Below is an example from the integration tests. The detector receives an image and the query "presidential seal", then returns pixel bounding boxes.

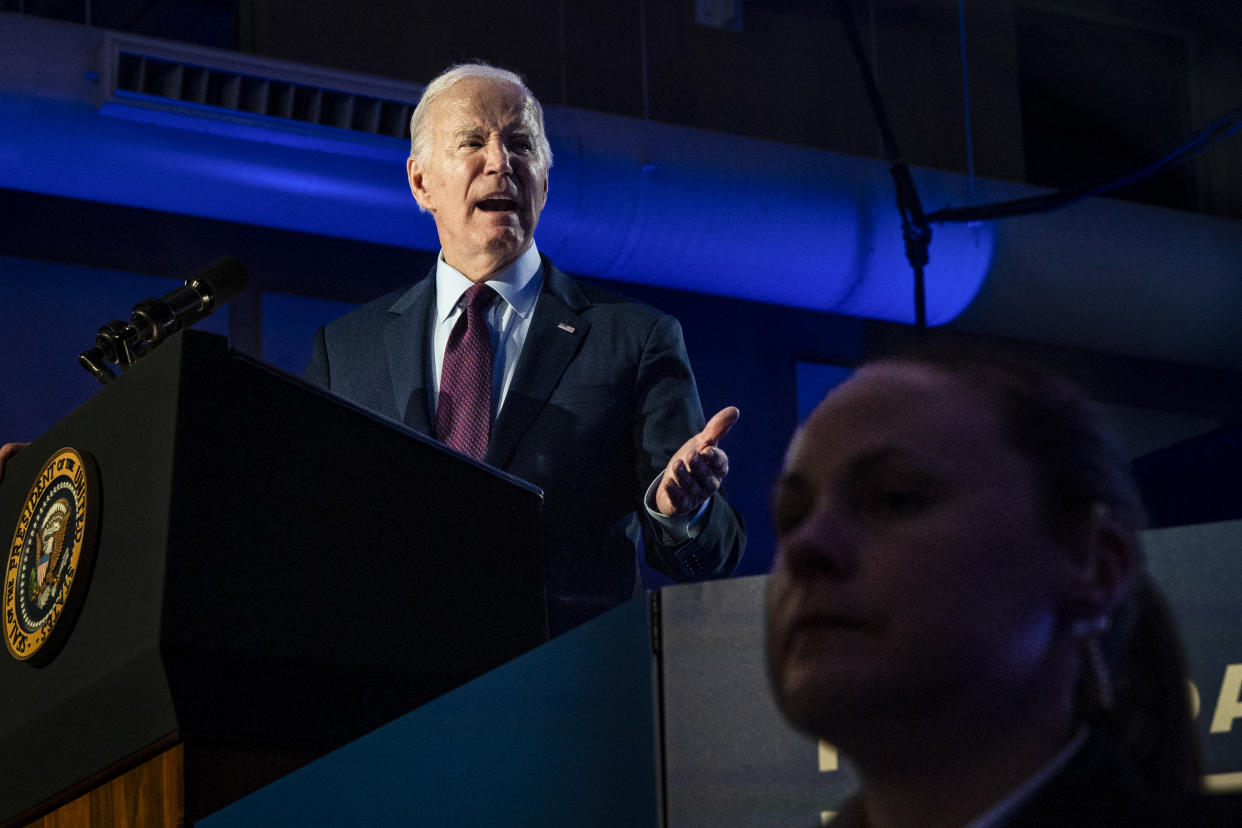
[4,447,101,666]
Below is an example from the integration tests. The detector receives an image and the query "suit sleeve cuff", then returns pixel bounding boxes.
[644,473,711,546]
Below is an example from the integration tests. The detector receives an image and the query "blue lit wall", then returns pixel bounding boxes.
[795,362,854,423]
[259,292,359,378]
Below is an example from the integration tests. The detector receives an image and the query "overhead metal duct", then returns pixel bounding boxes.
[2,13,1240,368]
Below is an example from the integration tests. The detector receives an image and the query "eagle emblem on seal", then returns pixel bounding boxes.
[4,447,101,665]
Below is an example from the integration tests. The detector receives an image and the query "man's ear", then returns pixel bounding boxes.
[407,156,433,212]
[531,172,548,214]
[1061,504,1137,626]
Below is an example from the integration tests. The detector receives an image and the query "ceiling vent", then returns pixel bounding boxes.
[100,32,424,141]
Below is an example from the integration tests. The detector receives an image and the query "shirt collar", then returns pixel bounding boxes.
[434,243,543,324]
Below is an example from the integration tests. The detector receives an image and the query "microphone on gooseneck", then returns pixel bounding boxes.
[79,256,250,384]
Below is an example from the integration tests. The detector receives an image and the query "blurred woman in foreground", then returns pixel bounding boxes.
[767,351,1233,827]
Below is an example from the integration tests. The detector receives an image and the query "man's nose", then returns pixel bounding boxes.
[485,139,512,174]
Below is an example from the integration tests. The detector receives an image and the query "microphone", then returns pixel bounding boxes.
[79,256,250,384]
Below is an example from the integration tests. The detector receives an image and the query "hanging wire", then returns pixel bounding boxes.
[558,0,569,105]
[869,0,882,158]
[957,0,976,205]
[639,0,650,119]
[835,0,932,332]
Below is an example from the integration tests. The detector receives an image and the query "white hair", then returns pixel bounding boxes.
[407,62,553,169]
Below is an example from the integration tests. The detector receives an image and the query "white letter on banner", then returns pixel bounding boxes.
[818,741,838,772]
[1209,664,1242,734]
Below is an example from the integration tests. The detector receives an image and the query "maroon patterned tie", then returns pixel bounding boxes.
[436,283,496,460]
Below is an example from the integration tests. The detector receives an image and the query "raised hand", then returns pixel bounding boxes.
[655,407,739,517]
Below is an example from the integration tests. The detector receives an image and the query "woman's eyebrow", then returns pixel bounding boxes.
[840,446,924,483]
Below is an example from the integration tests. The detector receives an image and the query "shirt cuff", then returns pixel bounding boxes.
[644,472,711,546]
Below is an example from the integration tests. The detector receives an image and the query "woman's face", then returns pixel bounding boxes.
[767,362,1079,744]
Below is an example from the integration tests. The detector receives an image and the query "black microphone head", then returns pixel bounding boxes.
[190,256,250,307]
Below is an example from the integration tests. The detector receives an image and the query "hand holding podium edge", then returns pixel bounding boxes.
[0,442,30,484]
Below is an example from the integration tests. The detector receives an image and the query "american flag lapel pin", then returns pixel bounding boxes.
[557,322,576,334]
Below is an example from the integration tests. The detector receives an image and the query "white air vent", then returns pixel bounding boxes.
[101,31,424,141]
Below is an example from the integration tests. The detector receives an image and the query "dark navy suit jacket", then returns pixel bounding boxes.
[305,255,744,633]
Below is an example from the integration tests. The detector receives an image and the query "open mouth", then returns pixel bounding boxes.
[476,197,519,212]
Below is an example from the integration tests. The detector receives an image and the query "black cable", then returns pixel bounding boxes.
[927,103,1242,225]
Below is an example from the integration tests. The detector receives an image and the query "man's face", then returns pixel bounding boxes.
[766,363,1076,750]
[407,77,549,281]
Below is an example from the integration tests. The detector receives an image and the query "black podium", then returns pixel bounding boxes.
[0,331,546,825]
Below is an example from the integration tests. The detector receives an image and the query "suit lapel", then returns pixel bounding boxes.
[485,261,591,469]
[383,273,436,434]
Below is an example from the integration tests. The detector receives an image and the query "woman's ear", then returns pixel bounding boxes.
[1061,503,1137,629]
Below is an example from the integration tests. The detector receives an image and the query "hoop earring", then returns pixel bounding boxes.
[1075,617,1115,714]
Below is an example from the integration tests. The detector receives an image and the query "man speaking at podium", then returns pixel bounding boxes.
[0,63,745,636]
[303,63,745,635]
